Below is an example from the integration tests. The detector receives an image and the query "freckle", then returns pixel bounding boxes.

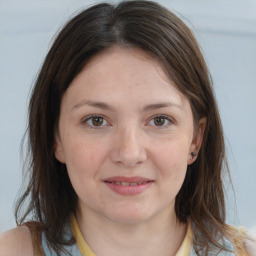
[90,153,95,162]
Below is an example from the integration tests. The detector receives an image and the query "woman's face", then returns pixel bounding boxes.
[55,46,205,224]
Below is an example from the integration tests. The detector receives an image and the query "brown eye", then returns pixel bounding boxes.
[149,115,172,127]
[84,115,108,128]
[91,117,104,126]
[153,117,166,126]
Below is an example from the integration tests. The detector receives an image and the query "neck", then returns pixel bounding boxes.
[76,206,187,256]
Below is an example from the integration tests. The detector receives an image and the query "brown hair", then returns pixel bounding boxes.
[15,1,240,254]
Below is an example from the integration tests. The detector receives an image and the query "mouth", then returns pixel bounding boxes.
[103,176,154,195]
[104,181,151,186]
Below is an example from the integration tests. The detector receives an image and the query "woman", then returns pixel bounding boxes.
[0,1,255,255]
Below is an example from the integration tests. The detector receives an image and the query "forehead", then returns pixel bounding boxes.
[62,46,188,110]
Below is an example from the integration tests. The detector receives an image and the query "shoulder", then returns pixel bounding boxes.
[0,226,34,256]
[244,230,256,256]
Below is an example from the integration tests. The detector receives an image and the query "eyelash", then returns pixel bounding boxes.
[81,114,174,129]
[82,115,110,129]
[148,114,173,128]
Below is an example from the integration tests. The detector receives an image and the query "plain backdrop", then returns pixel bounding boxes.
[0,0,256,233]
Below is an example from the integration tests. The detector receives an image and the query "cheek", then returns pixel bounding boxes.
[63,138,110,205]
[64,138,108,184]
[152,138,190,190]
[154,138,190,169]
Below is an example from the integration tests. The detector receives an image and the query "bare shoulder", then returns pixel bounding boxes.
[244,230,256,256]
[0,226,34,256]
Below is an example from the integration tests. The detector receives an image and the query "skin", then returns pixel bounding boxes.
[0,46,255,256]
[0,226,33,256]
[54,46,206,256]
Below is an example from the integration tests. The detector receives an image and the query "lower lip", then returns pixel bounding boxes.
[104,181,153,196]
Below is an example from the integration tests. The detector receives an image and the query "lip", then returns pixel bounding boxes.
[103,176,154,196]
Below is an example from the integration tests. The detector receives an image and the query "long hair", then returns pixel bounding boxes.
[15,1,239,254]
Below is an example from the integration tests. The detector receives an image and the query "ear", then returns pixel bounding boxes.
[188,117,207,165]
[54,134,66,164]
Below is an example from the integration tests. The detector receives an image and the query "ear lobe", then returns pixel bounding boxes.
[188,117,207,164]
[54,136,66,164]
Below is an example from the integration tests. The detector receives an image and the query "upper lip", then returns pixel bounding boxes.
[103,176,154,183]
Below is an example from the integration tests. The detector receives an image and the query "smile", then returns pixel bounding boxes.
[103,176,154,195]
[105,181,150,186]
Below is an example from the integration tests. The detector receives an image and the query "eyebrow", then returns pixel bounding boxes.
[72,100,184,112]
[142,102,184,111]
[72,100,115,111]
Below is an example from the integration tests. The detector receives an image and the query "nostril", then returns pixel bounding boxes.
[115,160,142,167]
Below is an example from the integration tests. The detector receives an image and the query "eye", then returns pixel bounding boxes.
[149,115,172,127]
[83,115,109,128]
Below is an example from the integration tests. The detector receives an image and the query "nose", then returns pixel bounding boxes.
[110,126,147,167]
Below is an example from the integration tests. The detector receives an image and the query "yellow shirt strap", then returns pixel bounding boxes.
[175,221,193,256]
[70,214,96,256]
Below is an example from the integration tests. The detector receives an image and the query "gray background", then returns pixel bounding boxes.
[0,0,255,233]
